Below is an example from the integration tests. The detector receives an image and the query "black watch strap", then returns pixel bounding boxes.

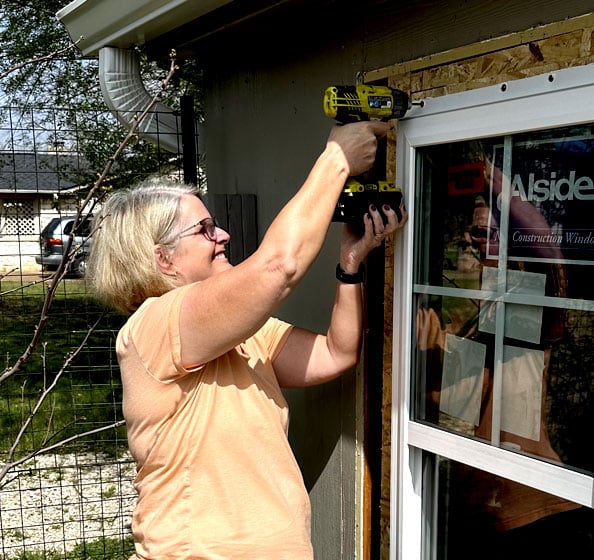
[336,263,364,284]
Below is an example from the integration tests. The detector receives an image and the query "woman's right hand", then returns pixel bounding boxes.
[327,121,391,177]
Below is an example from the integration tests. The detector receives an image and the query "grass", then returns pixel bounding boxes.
[0,277,128,457]
[7,536,135,559]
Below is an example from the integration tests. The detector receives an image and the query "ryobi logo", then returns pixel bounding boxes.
[509,171,594,202]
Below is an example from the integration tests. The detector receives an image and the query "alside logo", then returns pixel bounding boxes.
[508,171,594,202]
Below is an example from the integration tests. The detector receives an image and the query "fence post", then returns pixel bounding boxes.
[180,95,198,186]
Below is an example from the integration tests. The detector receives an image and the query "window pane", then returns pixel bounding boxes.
[425,454,594,560]
[413,128,594,474]
[414,126,594,286]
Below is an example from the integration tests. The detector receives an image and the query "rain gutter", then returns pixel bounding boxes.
[56,0,233,56]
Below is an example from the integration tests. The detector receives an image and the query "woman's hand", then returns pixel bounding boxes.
[327,121,391,177]
[339,202,408,272]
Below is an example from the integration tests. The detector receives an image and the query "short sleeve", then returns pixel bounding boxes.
[258,317,294,361]
[119,284,196,383]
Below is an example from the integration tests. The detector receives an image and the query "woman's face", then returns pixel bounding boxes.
[168,194,231,284]
[468,206,499,257]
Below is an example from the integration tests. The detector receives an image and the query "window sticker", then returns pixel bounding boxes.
[487,134,594,265]
[501,345,544,441]
[440,333,486,426]
[479,266,546,344]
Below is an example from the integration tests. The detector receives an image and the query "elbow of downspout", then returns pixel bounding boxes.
[98,46,181,154]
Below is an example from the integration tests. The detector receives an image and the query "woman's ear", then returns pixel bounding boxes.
[154,245,176,276]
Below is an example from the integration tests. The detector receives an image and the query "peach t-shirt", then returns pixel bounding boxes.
[117,284,313,559]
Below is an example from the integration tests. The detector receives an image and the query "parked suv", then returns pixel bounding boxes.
[36,215,93,277]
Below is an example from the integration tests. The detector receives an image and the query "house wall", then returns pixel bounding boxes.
[0,240,39,275]
[0,195,87,276]
[176,1,594,557]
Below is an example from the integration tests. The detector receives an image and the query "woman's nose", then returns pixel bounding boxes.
[216,226,230,245]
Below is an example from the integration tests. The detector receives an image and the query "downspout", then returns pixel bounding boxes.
[98,46,181,153]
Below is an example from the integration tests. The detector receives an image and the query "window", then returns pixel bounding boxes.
[392,65,594,559]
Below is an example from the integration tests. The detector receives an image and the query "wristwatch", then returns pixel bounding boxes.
[336,263,365,284]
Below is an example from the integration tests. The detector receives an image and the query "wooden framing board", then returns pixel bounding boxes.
[365,12,594,84]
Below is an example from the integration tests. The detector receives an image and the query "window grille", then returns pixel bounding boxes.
[1,200,35,235]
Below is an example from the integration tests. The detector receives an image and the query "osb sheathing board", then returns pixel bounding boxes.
[375,13,594,558]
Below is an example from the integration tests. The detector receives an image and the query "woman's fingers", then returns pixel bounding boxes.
[368,202,408,238]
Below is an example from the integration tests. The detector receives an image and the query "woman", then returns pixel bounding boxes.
[88,121,407,559]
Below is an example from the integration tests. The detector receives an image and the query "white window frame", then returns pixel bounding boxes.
[391,63,594,560]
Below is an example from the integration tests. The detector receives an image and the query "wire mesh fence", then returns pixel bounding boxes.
[0,256,135,559]
[0,104,196,559]
[1,451,136,558]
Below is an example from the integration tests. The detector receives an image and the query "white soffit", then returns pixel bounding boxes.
[57,0,233,56]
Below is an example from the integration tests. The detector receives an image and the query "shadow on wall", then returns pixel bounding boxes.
[284,373,355,491]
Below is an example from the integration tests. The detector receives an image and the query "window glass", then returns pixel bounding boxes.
[80,217,93,237]
[425,454,594,560]
[412,125,594,474]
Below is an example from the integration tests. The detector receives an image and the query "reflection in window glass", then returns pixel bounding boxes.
[412,126,594,474]
[425,454,594,560]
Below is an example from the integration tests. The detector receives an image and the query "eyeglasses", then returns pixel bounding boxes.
[469,225,498,240]
[178,217,218,241]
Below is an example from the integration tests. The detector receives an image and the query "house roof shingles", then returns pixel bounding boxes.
[0,151,88,195]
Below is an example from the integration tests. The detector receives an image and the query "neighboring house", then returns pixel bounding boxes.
[0,149,90,275]
[57,1,594,559]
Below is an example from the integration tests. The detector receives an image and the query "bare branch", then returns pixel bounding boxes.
[0,51,179,384]
[79,50,180,211]
[0,419,127,487]
[3,314,104,469]
[0,38,84,81]
[0,267,19,280]
[0,48,178,489]
[0,275,53,296]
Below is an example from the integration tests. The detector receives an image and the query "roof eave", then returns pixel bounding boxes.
[56,0,233,56]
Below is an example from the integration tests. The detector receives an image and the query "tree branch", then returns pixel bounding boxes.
[0,50,179,384]
[0,38,84,81]
[0,419,127,487]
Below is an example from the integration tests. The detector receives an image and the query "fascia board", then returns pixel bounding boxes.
[57,0,233,56]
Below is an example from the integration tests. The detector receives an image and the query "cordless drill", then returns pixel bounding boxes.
[323,84,409,226]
